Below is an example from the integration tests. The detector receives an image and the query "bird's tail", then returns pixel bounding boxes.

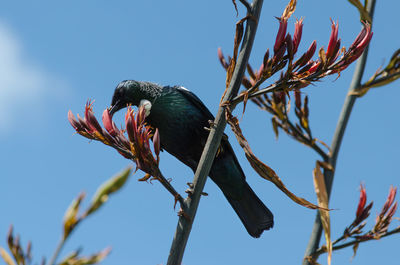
[210,140,273,238]
[223,182,274,238]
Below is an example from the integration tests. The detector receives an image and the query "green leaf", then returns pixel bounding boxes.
[86,167,132,216]
[63,192,85,239]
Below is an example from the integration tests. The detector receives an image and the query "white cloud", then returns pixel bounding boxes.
[0,22,63,133]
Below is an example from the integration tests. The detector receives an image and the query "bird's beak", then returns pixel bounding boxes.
[108,99,122,116]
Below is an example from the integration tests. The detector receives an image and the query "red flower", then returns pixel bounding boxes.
[293,18,303,55]
[326,20,340,61]
[102,109,118,137]
[274,18,288,54]
[356,185,367,219]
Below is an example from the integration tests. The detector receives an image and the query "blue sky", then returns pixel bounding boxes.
[1,1,399,265]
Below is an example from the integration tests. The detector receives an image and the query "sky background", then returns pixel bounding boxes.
[1,1,399,265]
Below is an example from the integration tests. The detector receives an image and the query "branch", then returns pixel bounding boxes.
[302,1,377,264]
[311,226,400,260]
[358,71,400,90]
[166,1,264,264]
[48,237,66,265]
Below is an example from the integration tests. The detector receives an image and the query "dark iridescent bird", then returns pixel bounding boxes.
[109,80,273,237]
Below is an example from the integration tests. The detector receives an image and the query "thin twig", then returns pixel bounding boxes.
[48,237,65,265]
[166,1,264,264]
[153,169,186,208]
[358,71,400,90]
[311,226,400,260]
[109,145,185,207]
[302,1,376,264]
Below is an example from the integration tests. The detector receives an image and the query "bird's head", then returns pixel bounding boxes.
[109,80,160,116]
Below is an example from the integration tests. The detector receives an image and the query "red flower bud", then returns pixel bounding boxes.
[294,40,317,69]
[274,18,288,54]
[273,43,286,64]
[68,110,83,131]
[356,185,367,219]
[84,100,102,133]
[381,186,397,214]
[102,109,118,136]
[326,20,339,60]
[125,113,137,143]
[293,18,303,54]
[285,33,294,60]
[308,61,321,74]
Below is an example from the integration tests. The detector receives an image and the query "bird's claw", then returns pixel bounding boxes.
[185,182,208,197]
[208,120,216,128]
[204,120,216,132]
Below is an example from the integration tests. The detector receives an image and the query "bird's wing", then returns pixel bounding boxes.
[175,86,215,121]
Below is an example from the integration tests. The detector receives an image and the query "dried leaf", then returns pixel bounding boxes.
[271,117,280,139]
[347,0,372,23]
[352,242,360,260]
[317,160,334,172]
[226,109,326,210]
[138,173,152,182]
[226,17,246,88]
[0,247,16,265]
[282,0,297,20]
[232,0,238,16]
[314,138,331,152]
[319,47,327,66]
[313,162,332,265]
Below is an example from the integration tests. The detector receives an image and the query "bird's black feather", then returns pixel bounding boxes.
[110,80,274,237]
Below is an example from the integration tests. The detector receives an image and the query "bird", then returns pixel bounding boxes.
[109,80,273,237]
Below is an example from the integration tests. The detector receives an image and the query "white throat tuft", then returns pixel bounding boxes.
[139,99,152,117]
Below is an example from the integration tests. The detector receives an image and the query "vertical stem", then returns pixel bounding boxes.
[166,1,264,264]
[302,1,376,263]
[48,237,66,265]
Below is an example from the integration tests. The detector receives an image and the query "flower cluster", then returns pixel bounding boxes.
[3,226,32,265]
[218,16,372,159]
[343,185,398,240]
[218,18,373,102]
[343,185,374,238]
[68,101,160,175]
[250,86,329,158]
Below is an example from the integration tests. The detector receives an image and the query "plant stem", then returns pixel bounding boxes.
[312,226,400,259]
[166,1,263,264]
[48,237,66,265]
[359,71,400,90]
[302,1,376,264]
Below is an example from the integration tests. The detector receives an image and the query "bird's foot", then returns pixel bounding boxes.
[208,120,216,128]
[185,182,194,196]
[204,121,228,141]
[204,120,217,132]
[185,182,208,197]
